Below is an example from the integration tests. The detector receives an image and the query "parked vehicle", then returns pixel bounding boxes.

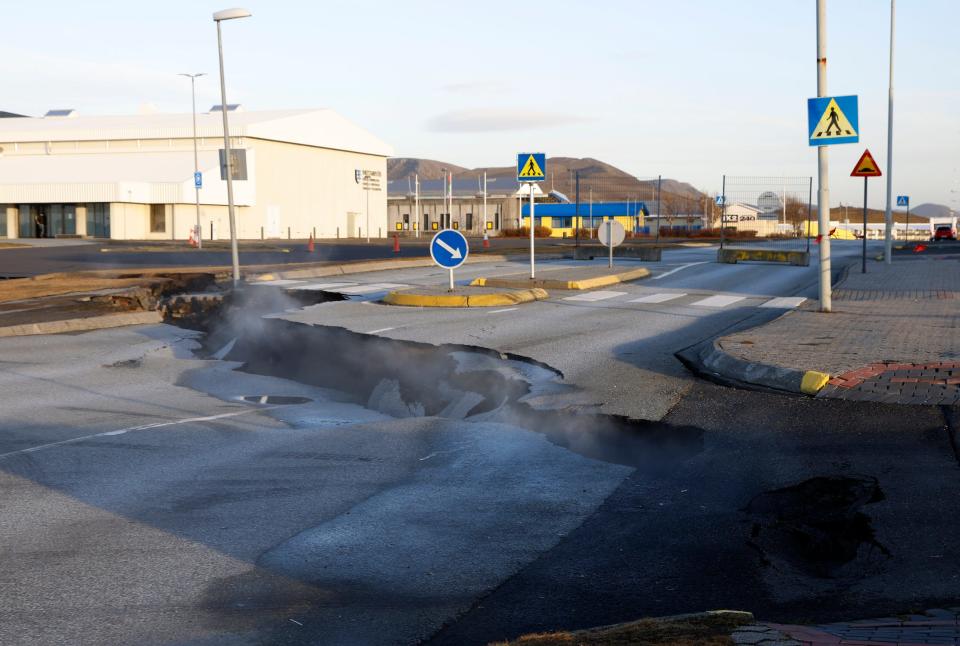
[931,225,956,241]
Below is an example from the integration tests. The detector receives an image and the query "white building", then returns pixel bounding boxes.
[0,108,392,240]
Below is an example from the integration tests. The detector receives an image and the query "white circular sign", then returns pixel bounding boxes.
[597,220,625,247]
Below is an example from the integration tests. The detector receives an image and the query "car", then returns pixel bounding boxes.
[931,225,956,241]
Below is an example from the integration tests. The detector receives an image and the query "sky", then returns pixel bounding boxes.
[2,0,958,209]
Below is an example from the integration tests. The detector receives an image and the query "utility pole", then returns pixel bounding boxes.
[816,0,832,312]
[884,0,896,264]
[179,72,206,249]
[414,174,420,238]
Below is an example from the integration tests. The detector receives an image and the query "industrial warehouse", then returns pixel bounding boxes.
[0,107,392,241]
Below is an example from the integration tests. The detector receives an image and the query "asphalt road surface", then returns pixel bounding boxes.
[1,241,955,645]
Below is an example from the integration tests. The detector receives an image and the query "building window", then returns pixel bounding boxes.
[150,204,166,233]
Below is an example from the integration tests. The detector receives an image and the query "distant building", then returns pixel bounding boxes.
[387,177,544,235]
[0,108,392,240]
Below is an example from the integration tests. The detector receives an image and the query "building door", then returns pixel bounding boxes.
[423,213,430,232]
[34,206,48,238]
[465,213,473,231]
[266,206,281,238]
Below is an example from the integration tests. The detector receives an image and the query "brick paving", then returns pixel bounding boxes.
[759,607,960,645]
[718,258,960,404]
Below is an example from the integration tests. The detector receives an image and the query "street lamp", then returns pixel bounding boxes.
[213,7,251,286]
[178,72,206,249]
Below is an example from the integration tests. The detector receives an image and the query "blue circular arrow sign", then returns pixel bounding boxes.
[430,229,469,269]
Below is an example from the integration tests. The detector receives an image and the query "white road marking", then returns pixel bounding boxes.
[368,327,395,334]
[293,282,356,291]
[562,291,628,302]
[761,296,807,309]
[488,308,519,314]
[0,408,268,461]
[336,283,408,295]
[629,293,687,304]
[651,261,709,280]
[254,279,304,286]
[691,294,746,308]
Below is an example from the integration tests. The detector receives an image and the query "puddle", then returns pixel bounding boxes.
[744,475,890,579]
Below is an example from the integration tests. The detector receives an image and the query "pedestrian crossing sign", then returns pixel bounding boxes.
[517,153,546,182]
[807,95,859,146]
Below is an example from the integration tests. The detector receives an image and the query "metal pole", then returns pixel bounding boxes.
[449,268,454,291]
[806,176,813,253]
[720,175,726,249]
[655,175,661,246]
[862,177,868,273]
[529,182,535,279]
[884,0,895,264]
[414,174,420,238]
[216,21,240,285]
[575,170,581,248]
[365,188,370,243]
[905,203,910,244]
[608,220,613,268]
[816,0,832,312]
[187,74,203,249]
[589,188,593,238]
[482,171,487,234]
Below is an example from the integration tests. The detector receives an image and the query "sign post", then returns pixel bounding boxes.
[897,195,910,242]
[850,149,882,273]
[430,229,469,291]
[517,153,546,279]
[598,219,625,268]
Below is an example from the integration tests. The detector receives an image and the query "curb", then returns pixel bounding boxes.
[382,288,548,308]
[0,310,163,338]
[471,266,650,290]
[253,253,567,282]
[676,339,830,396]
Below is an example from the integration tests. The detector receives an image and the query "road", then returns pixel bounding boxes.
[1,241,955,645]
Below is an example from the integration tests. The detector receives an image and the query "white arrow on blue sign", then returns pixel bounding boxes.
[897,195,909,207]
[430,229,469,269]
[194,172,203,189]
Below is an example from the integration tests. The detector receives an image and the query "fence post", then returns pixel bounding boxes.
[288,226,291,240]
[260,226,264,240]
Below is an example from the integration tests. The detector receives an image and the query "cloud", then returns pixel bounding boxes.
[441,81,510,94]
[426,108,587,133]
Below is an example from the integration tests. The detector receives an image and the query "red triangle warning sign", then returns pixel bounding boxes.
[850,149,882,177]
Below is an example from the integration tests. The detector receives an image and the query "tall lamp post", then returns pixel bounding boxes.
[213,7,251,286]
[178,72,206,249]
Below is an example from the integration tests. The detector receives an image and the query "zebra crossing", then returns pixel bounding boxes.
[560,290,806,310]
[253,278,409,297]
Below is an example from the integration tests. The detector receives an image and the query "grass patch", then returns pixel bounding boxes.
[490,611,753,646]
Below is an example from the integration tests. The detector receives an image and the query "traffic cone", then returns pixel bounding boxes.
[482,233,490,249]
[393,234,400,254]
[307,233,315,253]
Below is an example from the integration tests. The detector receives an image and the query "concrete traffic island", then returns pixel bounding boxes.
[471,265,650,291]
[382,285,548,308]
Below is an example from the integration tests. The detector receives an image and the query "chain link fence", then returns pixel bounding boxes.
[720,176,814,252]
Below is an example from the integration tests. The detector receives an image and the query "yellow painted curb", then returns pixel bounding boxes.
[470,267,650,291]
[800,370,831,394]
[383,288,548,308]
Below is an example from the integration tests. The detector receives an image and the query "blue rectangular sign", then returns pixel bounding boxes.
[897,195,909,207]
[517,152,546,182]
[194,171,203,189]
[807,95,859,146]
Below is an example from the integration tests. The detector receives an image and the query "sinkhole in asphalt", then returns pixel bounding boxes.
[173,286,704,469]
[744,475,890,579]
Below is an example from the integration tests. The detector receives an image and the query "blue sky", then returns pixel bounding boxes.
[3,1,958,208]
